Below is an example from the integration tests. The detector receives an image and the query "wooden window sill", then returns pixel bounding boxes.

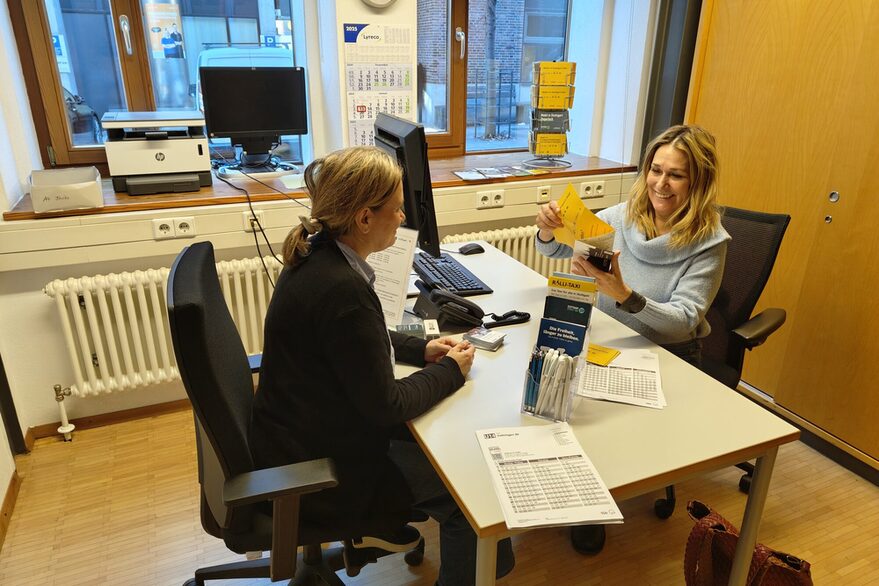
[3,153,635,221]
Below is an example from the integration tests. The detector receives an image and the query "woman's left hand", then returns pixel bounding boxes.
[571,251,632,304]
[424,336,458,363]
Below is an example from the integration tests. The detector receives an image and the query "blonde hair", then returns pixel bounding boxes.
[627,125,721,247]
[282,146,403,267]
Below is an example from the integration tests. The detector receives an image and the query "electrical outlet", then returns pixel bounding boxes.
[492,190,504,207]
[174,217,196,237]
[476,189,505,209]
[580,181,606,199]
[152,219,175,240]
[537,185,551,203]
[242,210,265,232]
[476,191,493,209]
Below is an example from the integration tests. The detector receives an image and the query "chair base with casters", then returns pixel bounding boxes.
[183,538,425,586]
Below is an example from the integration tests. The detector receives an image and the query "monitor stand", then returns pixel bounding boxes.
[216,153,301,180]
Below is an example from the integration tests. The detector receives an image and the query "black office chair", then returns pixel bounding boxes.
[654,207,791,519]
[167,241,424,585]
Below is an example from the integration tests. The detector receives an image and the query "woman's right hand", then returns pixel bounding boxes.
[446,341,476,377]
[536,201,563,242]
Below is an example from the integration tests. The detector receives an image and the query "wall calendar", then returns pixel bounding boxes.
[343,23,415,146]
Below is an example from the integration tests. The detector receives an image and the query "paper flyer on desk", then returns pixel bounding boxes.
[577,349,666,409]
[476,423,623,529]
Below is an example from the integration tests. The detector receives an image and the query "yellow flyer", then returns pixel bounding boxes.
[586,343,621,367]
[551,184,614,246]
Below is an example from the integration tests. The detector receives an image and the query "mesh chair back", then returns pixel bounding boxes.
[702,207,790,378]
[167,242,258,533]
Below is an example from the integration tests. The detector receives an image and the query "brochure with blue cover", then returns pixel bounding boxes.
[543,272,597,328]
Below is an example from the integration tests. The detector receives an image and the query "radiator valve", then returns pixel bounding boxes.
[53,384,75,441]
[53,384,71,402]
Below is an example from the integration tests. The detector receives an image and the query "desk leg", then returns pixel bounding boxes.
[475,534,498,586]
[728,446,777,586]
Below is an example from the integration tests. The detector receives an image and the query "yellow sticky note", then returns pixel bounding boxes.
[551,184,614,247]
[587,343,621,367]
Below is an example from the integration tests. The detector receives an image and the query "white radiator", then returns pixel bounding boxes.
[443,225,570,278]
[43,255,282,397]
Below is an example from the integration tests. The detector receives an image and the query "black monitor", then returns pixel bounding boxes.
[373,113,440,257]
[200,66,307,174]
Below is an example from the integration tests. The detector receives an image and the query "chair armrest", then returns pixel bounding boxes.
[224,458,338,507]
[248,353,262,373]
[732,307,786,350]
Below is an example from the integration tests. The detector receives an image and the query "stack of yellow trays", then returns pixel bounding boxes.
[529,62,576,158]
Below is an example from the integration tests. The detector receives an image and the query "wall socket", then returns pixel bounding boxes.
[537,185,551,203]
[152,219,175,240]
[152,217,197,240]
[476,189,505,209]
[174,217,196,237]
[580,181,606,199]
[242,210,265,232]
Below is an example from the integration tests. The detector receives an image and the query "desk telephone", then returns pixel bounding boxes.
[413,280,484,331]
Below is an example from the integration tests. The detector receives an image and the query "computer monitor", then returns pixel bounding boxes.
[199,66,307,175]
[373,113,441,257]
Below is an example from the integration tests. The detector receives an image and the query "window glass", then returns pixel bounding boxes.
[416,0,450,134]
[139,0,303,163]
[467,0,569,152]
[46,0,127,146]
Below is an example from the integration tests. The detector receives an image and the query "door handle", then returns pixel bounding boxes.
[455,27,466,60]
[119,14,133,56]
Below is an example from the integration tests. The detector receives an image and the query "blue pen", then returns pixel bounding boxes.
[532,350,545,411]
[526,350,538,411]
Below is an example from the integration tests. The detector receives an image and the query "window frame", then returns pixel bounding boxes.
[13,0,155,169]
[423,0,467,157]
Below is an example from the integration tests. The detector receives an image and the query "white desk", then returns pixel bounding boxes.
[402,242,800,586]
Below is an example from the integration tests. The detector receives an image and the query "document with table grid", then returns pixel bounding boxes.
[577,349,666,409]
[476,423,623,529]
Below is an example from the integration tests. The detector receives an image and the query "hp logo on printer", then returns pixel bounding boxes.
[155,152,165,161]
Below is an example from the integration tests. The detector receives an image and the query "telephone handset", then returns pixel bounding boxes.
[413,280,484,330]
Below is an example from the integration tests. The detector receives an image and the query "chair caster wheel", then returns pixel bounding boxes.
[654,497,675,519]
[739,473,752,494]
[404,538,425,566]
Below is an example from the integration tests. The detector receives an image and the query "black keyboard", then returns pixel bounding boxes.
[413,252,493,297]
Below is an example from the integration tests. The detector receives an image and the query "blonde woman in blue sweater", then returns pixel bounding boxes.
[536,125,730,553]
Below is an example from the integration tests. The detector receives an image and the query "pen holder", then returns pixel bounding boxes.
[521,348,579,422]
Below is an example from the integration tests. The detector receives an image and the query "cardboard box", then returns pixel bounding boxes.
[30,167,103,213]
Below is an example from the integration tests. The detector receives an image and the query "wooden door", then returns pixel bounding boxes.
[772,5,879,459]
[686,0,873,395]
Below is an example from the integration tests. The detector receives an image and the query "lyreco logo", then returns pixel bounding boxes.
[155,153,165,161]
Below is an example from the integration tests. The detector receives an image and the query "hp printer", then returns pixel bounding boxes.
[101,110,212,195]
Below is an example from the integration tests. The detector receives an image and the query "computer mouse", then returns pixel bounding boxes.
[459,243,485,255]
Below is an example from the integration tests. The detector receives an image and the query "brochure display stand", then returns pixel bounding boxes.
[525,61,576,170]
[521,272,597,421]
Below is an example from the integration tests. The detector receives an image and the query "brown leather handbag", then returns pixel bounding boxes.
[684,500,813,586]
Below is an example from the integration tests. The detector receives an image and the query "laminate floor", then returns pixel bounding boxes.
[2,409,878,585]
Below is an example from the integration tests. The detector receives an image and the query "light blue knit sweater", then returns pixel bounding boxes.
[536,202,730,345]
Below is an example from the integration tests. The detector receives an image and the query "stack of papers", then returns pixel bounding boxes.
[576,349,666,409]
[476,423,623,529]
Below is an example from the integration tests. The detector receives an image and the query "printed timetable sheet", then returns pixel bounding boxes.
[476,423,623,529]
[577,349,666,409]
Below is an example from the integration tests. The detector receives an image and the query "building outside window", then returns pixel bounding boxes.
[418,0,569,153]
